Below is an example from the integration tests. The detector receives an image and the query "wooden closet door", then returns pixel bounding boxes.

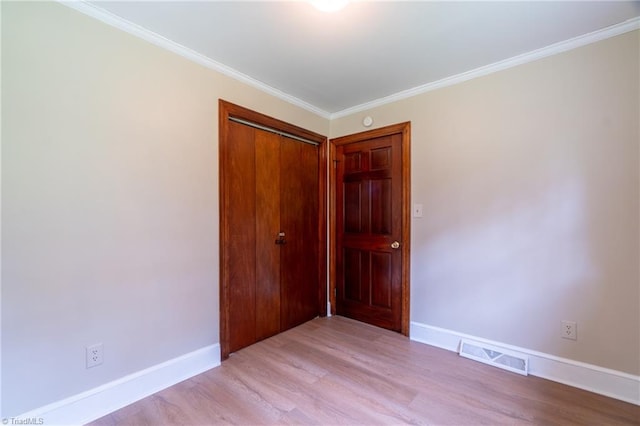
[226,124,282,353]
[255,130,281,341]
[280,137,320,331]
[220,100,327,359]
[226,121,257,354]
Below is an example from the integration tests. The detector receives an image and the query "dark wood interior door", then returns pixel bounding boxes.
[226,123,282,353]
[280,137,320,331]
[220,100,327,359]
[333,124,410,333]
[255,129,282,341]
[225,120,258,352]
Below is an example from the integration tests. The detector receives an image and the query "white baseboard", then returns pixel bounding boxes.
[12,325,638,424]
[15,344,221,426]
[410,321,640,406]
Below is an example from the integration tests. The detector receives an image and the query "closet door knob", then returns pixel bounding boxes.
[391,241,400,249]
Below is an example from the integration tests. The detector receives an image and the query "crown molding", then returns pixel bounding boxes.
[330,16,640,119]
[59,1,638,121]
[58,1,332,120]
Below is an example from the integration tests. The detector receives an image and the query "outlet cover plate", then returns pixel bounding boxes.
[86,343,104,368]
[561,321,577,340]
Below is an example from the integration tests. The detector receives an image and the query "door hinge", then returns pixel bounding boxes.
[333,159,339,169]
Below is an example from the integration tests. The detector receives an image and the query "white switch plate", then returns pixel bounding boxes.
[413,203,423,218]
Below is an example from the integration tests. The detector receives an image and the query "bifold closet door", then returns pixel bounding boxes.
[255,130,281,341]
[226,122,281,354]
[225,122,320,355]
[280,137,319,331]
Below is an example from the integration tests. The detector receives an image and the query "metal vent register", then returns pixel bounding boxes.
[459,340,529,376]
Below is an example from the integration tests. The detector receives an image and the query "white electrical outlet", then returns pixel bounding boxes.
[86,343,104,368]
[561,321,577,340]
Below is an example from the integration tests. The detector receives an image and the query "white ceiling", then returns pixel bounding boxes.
[85,1,640,116]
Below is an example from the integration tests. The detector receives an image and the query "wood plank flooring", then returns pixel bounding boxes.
[90,316,640,425]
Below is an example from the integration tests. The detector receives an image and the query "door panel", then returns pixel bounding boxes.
[280,137,320,331]
[371,146,391,170]
[226,121,257,353]
[371,251,392,308]
[344,182,363,233]
[371,178,392,235]
[334,130,406,332]
[255,130,281,341]
[344,248,363,302]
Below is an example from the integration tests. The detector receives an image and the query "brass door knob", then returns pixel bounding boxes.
[391,241,400,249]
[275,231,286,245]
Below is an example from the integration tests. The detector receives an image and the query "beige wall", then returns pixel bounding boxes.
[332,30,640,376]
[1,1,328,416]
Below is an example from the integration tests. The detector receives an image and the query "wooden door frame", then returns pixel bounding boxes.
[219,100,328,359]
[329,122,411,336]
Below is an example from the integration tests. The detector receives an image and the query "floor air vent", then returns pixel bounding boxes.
[459,339,529,376]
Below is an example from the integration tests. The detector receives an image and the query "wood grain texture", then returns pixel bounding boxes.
[91,316,640,426]
[334,130,405,332]
[225,121,257,354]
[255,129,281,341]
[330,122,411,335]
[280,137,320,331]
[219,99,328,359]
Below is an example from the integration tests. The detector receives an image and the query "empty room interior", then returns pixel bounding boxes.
[2,1,640,424]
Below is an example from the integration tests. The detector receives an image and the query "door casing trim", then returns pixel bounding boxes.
[219,100,328,359]
[329,122,411,336]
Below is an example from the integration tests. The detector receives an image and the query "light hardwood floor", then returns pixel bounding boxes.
[90,316,640,425]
